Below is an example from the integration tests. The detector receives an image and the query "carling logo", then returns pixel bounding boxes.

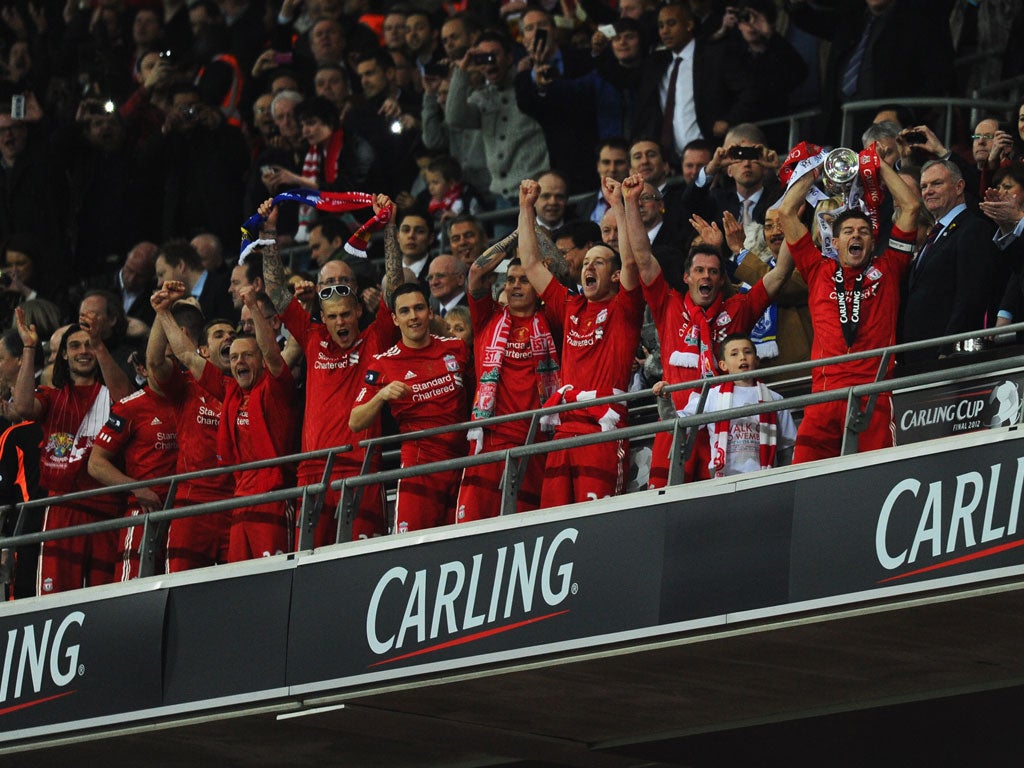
[365,528,579,666]
[875,458,1024,583]
[0,611,84,716]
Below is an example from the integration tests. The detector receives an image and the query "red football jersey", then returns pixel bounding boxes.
[540,281,644,395]
[469,294,547,439]
[355,335,471,437]
[36,382,119,514]
[643,271,770,408]
[281,297,396,483]
[217,366,297,495]
[790,227,914,391]
[94,386,178,499]
[158,363,235,503]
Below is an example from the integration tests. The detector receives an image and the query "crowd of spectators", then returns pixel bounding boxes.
[2,0,1024,596]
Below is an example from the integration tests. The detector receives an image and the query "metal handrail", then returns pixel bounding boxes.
[3,322,1024,579]
[972,74,1024,100]
[753,108,823,151]
[839,96,1020,148]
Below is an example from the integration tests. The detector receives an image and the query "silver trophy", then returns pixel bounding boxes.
[822,147,859,197]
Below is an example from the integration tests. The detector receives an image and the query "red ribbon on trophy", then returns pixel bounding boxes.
[858,142,884,238]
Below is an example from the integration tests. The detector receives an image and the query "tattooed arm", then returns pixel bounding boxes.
[467,230,518,299]
[378,195,403,309]
[534,225,572,288]
[255,198,291,314]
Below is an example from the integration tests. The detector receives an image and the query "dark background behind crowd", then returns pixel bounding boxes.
[0,0,1017,338]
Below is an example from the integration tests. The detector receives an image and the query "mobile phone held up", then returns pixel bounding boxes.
[728,145,761,161]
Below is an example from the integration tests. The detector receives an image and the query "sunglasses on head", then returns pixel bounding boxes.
[318,284,353,301]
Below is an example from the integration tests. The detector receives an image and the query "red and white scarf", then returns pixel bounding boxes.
[669,293,727,378]
[467,309,560,453]
[775,140,829,211]
[296,129,345,241]
[428,181,465,216]
[707,381,777,479]
[539,385,625,434]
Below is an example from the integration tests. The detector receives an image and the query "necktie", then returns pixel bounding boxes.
[914,222,942,273]
[741,198,754,228]
[440,306,448,318]
[661,56,681,155]
[841,16,876,98]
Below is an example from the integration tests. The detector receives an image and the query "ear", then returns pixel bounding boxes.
[718,359,728,373]
[611,268,621,285]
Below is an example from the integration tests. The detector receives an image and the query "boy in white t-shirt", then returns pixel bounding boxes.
[653,334,796,478]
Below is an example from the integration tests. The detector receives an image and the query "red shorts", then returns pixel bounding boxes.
[647,428,711,488]
[117,504,168,582]
[37,503,118,595]
[540,424,627,508]
[295,458,386,548]
[394,437,464,534]
[456,431,545,523]
[298,483,386,548]
[794,394,893,463]
[227,499,293,561]
[166,507,232,572]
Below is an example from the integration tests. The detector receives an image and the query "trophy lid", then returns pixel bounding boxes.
[824,147,859,185]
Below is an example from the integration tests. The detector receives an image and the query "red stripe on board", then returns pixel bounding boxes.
[369,609,570,668]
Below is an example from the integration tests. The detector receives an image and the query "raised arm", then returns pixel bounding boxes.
[608,176,637,290]
[378,194,403,307]
[760,240,795,299]
[81,314,134,402]
[468,230,518,299]
[156,281,207,381]
[145,286,175,395]
[777,171,814,245]
[516,179,553,296]
[11,306,42,421]
[255,198,291,314]
[620,172,661,286]
[880,158,921,235]
[242,288,285,379]
[445,55,483,130]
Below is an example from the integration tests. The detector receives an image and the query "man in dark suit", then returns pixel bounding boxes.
[633,179,688,292]
[788,0,955,144]
[574,138,630,226]
[628,138,693,257]
[155,240,235,323]
[103,241,158,333]
[426,253,469,318]
[633,2,762,164]
[683,123,781,246]
[514,7,597,191]
[900,159,997,364]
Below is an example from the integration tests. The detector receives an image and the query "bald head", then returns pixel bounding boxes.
[317,258,357,288]
[427,253,467,304]
[122,242,157,293]
[191,233,224,273]
[600,208,619,253]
